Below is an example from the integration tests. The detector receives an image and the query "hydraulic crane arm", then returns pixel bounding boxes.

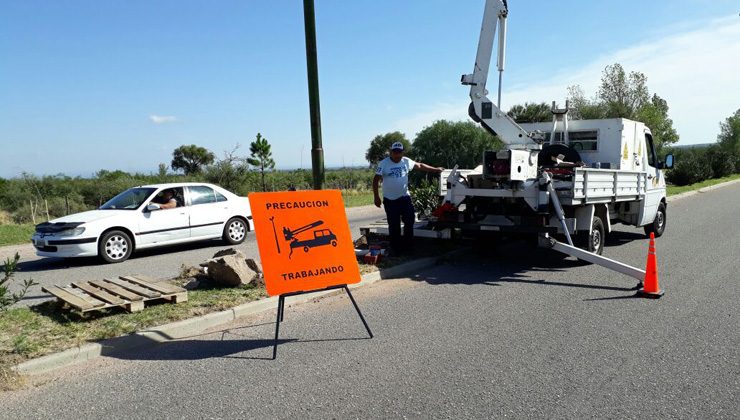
[283,220,324,241]
[462,0,539,150]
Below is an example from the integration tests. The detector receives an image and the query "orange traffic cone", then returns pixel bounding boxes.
[637,232,664,298]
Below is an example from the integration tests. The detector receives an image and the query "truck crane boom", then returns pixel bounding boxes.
[462,0,540,150]
[283,220,324,241]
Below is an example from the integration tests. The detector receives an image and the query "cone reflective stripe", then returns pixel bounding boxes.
[638,232,664,298]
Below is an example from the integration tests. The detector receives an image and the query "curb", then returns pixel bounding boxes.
[666,178,740,203]
[12,254,445,376]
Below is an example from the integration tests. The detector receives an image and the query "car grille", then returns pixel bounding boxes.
[33,245,58,252]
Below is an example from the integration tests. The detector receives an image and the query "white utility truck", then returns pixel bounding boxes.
[439,116,673,254]
[427,0,675,284]
[361,0,674,284]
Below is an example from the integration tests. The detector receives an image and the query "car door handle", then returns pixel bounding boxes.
[647,174,654,180]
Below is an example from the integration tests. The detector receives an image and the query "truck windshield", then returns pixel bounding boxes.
[99,187,156,210]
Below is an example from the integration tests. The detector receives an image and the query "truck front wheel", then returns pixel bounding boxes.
[644,202,666,238]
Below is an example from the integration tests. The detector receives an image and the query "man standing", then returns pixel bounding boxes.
[373,142,444,256]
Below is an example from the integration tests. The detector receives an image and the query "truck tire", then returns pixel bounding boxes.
[99,230,133,263]
[575,216,605,256]
[643,202,666,238]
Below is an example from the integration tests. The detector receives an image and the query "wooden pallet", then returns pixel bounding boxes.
[42,275,187,314]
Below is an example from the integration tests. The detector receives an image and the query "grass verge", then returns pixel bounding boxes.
[0,224,34,247]
[0,233,453,392]
[0,283,266,386]
[342,190,375,207]
[667,173,740,196]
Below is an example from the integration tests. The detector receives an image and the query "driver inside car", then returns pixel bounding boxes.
[150,188,178,210]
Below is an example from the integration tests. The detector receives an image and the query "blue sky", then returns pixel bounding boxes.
[1,0,738,178]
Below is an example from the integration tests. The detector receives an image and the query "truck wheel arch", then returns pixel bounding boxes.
[574,204,610,235]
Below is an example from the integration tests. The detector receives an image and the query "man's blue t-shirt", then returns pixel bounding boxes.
[376,156,416,200]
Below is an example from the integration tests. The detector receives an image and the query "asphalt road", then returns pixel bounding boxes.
[3,183,739,418]
[1,205,385,306]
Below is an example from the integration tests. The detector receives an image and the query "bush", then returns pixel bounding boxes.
[706,146,736,178]
[666,148,712,186]
[0,167,380,219]
[1,253,37,311]
[410,180,441,218]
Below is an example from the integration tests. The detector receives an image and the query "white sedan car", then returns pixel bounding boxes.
[32,183,254,263]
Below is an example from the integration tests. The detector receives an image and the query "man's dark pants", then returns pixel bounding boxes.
[383,195,415,254]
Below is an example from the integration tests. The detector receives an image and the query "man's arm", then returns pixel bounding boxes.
[159,199,178,210]
[414,162,444,173]
[372,174,382,208]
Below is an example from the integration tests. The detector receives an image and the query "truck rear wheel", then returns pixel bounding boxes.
[643,202,666,238]
[576,216,605,256]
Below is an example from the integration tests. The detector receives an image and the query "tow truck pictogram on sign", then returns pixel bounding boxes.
[269,218,339,259]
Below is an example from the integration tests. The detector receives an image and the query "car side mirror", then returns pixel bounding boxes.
[146,204,161,212]
[662,154,674,169]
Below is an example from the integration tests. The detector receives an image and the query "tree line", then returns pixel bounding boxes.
[502,64,740,185]
[1,63,737,224]
[365,63,739,188]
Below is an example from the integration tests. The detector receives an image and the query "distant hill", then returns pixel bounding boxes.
[671,143,714,149]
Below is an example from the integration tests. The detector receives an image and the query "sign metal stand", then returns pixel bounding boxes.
[249,190,372,360]
[273,284,373,359]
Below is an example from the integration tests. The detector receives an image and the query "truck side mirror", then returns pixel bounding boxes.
[663,154,674,169]
[146,204,161,212]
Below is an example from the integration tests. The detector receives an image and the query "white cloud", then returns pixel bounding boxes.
[149,115,177,124]
[394,15,740,145]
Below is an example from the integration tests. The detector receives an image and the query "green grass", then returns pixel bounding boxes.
[0,224,34,247]
[667,173,740,196]
[342,190,375,207]
[0,284,266,375]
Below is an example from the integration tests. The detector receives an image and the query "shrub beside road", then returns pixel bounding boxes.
[666,173,740,196]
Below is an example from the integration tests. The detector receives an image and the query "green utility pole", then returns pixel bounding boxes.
[303,0,324,190]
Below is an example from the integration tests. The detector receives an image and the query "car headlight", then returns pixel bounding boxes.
[57,227,86,237]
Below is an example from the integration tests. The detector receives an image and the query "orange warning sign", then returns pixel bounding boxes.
[249,190,361,296]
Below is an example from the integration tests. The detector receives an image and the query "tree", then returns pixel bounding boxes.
[597,63,649,118]
[204,144,252,195]
[717,108,740,170]
[635,94,679,152]
[247,133,275,192]
[157,163,168,178]
[568,63,679,151]
[365,132,411,167]
[409,120,503,169]
[171,145,215,175]
[507,102,552,123]
[567,85,607,120]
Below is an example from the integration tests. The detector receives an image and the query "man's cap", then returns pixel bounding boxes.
[390,142,404,151]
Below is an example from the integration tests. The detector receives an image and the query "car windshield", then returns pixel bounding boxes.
[99,187,156,210]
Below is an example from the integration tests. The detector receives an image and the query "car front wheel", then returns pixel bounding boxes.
[99,230,133,263]
[223,217,247,245]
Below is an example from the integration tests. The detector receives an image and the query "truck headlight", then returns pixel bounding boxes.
[58,227,85,237]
